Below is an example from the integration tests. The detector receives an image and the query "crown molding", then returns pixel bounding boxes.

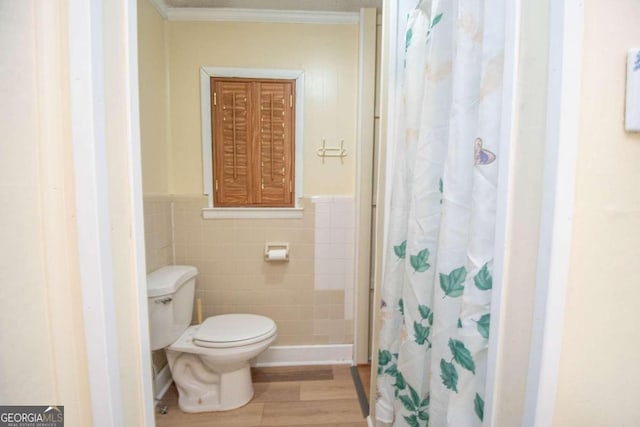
[165,7,360,24]
[148,0,169,19]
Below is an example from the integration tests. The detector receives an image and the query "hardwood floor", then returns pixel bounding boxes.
[155,365,371,426]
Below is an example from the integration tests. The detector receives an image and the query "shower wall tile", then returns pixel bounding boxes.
[312,196,355,320]
[143,195,175,374]
[172,195,354,346]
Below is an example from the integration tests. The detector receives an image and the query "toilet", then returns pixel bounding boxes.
[147,265,277,412]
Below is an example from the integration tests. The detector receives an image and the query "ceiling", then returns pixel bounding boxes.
[163,0,382,12]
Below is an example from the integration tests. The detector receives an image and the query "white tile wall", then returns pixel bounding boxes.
[312,196,355,319]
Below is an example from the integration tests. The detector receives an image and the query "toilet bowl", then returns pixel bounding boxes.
[166,314,277,412]
[147,266,277,412]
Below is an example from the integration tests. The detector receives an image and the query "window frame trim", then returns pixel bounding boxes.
[200,67,304,217]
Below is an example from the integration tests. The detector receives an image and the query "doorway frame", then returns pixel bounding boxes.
[68,0,154,425]
[353,8,378,365]
[120,0,376,425]
[521,1,584,425]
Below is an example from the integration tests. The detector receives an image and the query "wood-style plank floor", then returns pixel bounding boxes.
[155,365,371,426]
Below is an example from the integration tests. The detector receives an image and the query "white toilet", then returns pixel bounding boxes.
[147,265,277,412]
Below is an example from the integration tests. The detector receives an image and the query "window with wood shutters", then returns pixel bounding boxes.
[211,77,295,207]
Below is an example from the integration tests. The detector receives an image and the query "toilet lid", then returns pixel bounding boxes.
[194,314,276,348]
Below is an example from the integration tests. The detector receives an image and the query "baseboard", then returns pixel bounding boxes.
[153,345,352,399]
[153,363,173,401]
[253,344,353,367]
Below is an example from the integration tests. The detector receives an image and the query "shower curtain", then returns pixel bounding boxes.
[375,0,504,426]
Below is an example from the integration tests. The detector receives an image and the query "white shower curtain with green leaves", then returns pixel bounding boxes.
[376,0,504,426]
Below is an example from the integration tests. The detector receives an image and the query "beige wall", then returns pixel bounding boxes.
[554,0,640,425]
[143,196,174,273]
[138,0,170,194]
[166,20,359,196]
[0,1,55,403]
[0,1,92,425]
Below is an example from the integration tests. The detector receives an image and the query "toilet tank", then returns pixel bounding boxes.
[147,265,198,351]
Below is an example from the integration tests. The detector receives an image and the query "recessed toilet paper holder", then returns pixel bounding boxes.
[264,243,289,262]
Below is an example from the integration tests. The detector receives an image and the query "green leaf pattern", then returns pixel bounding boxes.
[418,304,433,323]
[403,415,420,427]
[413,304,434,346]
[405,27,413,51]
[440,359,458,392]
[425,12,444,42]
[449,339,476,374]
[410,248,431,273]
[394,370,407,391]
[475,313,490,339]
[439,266,467,298]
[414,322,430,346]
[378,349,392,369]
[474,393,485,421]
[394,240,407,259]
[439,339,478,394]
[431,12,443,27]
[474,263,492,290]
[398,384,430,426]
[399,394,417,412]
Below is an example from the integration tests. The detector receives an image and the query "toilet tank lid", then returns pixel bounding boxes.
[147,265,198,297]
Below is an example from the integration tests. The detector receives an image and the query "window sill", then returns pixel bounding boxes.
[201,207,304,219]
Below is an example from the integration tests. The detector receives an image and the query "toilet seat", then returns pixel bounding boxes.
[194,314,277,348]
[165,318,278,413]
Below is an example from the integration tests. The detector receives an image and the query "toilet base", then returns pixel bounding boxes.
[164,323,277,413]
[167,351,255,413]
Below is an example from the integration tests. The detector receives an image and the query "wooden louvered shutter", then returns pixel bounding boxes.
[256,81,294,206]
[213,80,253,206]
[212,77,294,207]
